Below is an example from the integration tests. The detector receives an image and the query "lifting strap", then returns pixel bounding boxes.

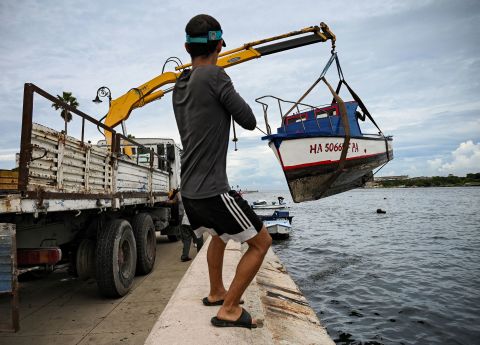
[318,77,350,198]
[331,54,383,134]
[331,54,391,162]
[281,53,336,120]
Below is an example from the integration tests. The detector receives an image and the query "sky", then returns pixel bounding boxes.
[0,0,479,190]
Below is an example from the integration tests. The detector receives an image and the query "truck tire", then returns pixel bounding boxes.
[96,219,137,298]
[76,238,96,280]
[132,213,156,275]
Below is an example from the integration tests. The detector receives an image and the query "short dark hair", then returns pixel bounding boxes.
[185,14,222,58]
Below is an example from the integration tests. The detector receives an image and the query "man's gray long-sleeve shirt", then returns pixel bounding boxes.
[172,65,256,199]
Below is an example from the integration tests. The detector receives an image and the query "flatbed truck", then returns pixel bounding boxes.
[0,83,181,297]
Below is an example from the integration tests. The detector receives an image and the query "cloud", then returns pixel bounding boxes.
[0,148,18,169]
[427,158,442,171]
[0,153,15,162]
[1,0,479,188]
[226,138,287,189]
[385,141,480,177]
[438,140,480,175]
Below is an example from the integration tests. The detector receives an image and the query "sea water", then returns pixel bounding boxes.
[244,187,480,345]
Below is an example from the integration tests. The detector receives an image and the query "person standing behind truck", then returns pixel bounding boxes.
[167,189,203,262]
[172,14,271,329]
[178,207,204,262]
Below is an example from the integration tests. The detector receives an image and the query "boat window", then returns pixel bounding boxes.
[315,108,337,119]
[285,114,307,125]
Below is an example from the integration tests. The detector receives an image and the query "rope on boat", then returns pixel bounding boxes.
[331,54,384,136]
[373,161,389,177]
[329,53,392,183]
[281,53,337,120]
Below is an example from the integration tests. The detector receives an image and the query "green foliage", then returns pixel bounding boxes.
[51,91,79,123]
[378,173,480,188]
[466,173,480,179]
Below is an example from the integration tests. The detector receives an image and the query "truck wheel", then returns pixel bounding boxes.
[132,213,156,275]
[168,235,179,242]
[76,238,96,280]
[96,219,137,298]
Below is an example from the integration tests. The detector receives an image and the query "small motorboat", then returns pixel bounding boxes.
[251,197,287,210]
[257,53,393,202]
[257,210,293,239]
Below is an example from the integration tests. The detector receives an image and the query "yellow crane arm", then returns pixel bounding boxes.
[103,22,335,143]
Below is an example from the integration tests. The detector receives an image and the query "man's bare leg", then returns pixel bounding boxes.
[206,235,228,302]
[216,227,272,323]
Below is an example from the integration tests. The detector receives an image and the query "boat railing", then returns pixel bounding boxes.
[255,95,333,135]
[360,133,389,139]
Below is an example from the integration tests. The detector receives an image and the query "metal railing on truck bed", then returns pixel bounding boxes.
[2,83,172,213]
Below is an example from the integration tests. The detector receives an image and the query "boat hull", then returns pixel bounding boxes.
[257,211,292,239]
[264,222,291,239]
[269,136,393,202]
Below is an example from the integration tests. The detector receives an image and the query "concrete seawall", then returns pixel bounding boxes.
[145,238,334,345]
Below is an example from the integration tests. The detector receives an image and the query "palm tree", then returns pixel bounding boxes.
[51,91,79,122]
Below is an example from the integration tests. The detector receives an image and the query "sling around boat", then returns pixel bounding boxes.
[257,53,393,203]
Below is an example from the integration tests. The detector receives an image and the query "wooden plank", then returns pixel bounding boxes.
[61,157,86,170]
[62,164,84,176]
[85,169,106,179]
[31,137,59,152]
[0,178,18,184]
[30,160,57,172]
[0,184,18,191]
[0,171,18,179]
[89,177,110,185]
[29,171,56,180]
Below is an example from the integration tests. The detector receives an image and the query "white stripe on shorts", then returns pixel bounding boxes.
[225,193,253,228]
[220,193,249,230]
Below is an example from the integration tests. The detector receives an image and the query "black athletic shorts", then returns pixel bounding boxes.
[182,190,264,243]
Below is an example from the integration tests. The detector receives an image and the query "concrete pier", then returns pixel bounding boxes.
[145,238,334,345]
[0,236,194,345]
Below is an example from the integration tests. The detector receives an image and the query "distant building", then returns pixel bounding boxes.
[374,175,409,182]
[409,176,432,181]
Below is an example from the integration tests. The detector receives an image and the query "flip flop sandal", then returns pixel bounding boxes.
[202,297,244,306]
[211,308,257,329]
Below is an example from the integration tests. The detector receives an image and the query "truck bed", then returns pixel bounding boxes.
[1,123,170,215]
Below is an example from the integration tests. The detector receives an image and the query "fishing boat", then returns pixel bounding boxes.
[257,53,393,202]
[257,210,293,239]
[251,197,287,210]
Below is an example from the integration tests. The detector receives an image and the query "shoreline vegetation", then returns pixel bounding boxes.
[369,172,480,188]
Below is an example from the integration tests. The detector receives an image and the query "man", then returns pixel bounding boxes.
[172,14,272,329]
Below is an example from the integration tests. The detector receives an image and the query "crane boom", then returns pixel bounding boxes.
[103,22,335,142]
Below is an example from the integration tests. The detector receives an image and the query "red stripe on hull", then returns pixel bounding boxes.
[283,152,384,171]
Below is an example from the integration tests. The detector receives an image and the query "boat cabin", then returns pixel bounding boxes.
[276,101,362,138]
